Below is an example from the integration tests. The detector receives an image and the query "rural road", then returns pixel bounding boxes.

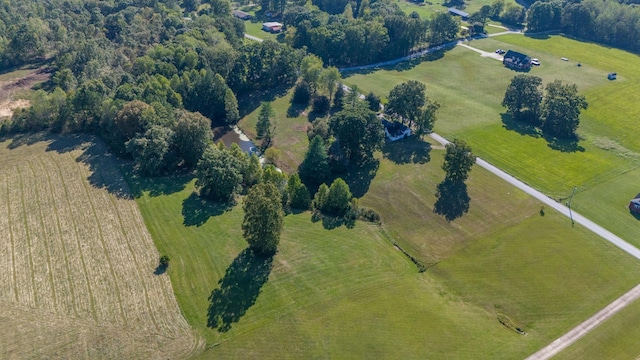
[429,132,640,261]
[525,284,640,360]
[244,34,264,42]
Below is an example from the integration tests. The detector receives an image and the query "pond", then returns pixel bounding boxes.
[214,126,256,153]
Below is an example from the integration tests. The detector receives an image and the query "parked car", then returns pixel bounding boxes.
[531,60,540,66]
[495,49,506,54]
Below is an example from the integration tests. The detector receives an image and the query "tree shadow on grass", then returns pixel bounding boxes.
[182,192,234,227]
[501,113,585,153]
[237,85,292,118]
[287,102,307,118]
[329,158,379,199]
[382,136,431,164]
[121,167,193,198]
[434,180,470,222]
[207,248,273,333]
[311,211,356,230]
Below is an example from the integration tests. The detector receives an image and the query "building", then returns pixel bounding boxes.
[382,119,411,141]
[262,22,283,33]
[448,7,469,20]
[630,194,640,214]
[503,50,532,71]
[608,72,617,80]
[232,10,253,20]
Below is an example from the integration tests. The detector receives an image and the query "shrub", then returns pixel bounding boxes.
[312,95,330,114]
[292,81,312,105]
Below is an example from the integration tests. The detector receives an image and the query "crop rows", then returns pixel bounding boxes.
[0,136,201,359]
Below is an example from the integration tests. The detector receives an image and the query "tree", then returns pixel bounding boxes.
[173,110,213,168]
[262,164,288,194]
[313,183,329,210]
[330,106,384,164]
[292,81,312,105]
[242,182,284,255]
[126,125,174,176]
[323,178,352,216]
[428,13,459,46]
[300,54,324,93]
[386,80,427,127]
[299,135,330,185]
[365,92,381,112]
[541,80,587,138]
[256,102,274,138]
[224,89,240,125]
[442,139,476,183]
[286,173,311,209]
[244,154,263,188]
[307,118,331,142]
[195,146,243,202]
[320,66,341,102]
[312,95,331,114]
[502,75,543,124]
[333,85,345,111]
[415,99,440,136]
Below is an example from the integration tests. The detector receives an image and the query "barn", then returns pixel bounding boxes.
[629,194,640,214]
[262,22,283,33]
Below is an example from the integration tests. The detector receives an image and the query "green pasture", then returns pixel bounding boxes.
[555,294,640,360]
[343,36,640,197]
[237,89,312,173]
[128,142,640,358]
[394,0,521,19]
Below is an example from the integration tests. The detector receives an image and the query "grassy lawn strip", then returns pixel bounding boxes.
[555,293,640,360]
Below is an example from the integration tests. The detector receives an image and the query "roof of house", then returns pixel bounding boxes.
[448,8,469,17]
[504,50,530,62]
[382,119,410,137]
[233,10,252,18]
[262,22,283,27]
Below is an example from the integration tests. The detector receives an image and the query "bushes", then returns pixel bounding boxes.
[312,95,330,114]
[292,81,312,105]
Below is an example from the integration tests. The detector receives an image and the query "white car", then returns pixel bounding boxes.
[561,57,569,61]
[531,60,540,66]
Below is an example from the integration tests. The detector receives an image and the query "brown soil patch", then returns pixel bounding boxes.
[0,99,30,118]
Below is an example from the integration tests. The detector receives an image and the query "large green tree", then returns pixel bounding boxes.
[126,125,174,176]
[323,178,352,216]
[541,80,587,138]
[329,105,384,164]
[298,135,330,186]
[286,173,311,210]
[256,102,274,139]
[172,110,213,168]
[242,182,284,255]
[502,75,543,124]
[442,139,476,183]
[386,80,426,128]
[195,146,243,202]
[428,13,459,46]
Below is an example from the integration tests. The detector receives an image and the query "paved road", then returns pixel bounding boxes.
[429,133,640,261]
[525,284,640,360]
[244,34,264,42]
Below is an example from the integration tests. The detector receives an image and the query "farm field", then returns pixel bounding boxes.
[131,142,640,358]
[0,134,199,359]
[554,295,640,360]
[343,36,640,199]
[394,0,520,20]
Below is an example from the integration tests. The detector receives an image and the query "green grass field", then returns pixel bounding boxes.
[394,0,520,20]
[129,141,640,358]
[555,296,640,360]
[344,36,640,198]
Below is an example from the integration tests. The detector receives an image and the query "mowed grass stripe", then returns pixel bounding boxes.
[14,165,37,307]
[95,163,161,331]
[50,153,96,319]
[59,155,115,325]
[69,152,127,326]
[39,155,78,316]
[0,171,17,302]
[27,159,59,311]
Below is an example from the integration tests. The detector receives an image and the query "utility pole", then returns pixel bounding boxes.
[567,186,577,226]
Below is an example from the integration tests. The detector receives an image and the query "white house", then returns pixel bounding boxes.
[382,119,411,141]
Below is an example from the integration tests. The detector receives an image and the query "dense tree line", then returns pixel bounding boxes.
[283,1,432,66]
[1,0,302,176]
[526,0,640,53]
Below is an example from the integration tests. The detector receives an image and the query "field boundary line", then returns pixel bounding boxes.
[525,283,640,360]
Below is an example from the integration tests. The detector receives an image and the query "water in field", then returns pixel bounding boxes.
[214,126,256,153]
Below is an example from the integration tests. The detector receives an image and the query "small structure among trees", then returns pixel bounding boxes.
[503,50,532,71]
[382,119,411,141]
[232,10,253,20]
[629,194,640,214]
[448,7,470,20]
[262,22,283,33]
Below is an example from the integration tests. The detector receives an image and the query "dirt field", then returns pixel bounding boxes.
[0,134,202,359]
[0,68,48,118]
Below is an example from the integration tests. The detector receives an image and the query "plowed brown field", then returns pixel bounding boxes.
[0,134,202,359]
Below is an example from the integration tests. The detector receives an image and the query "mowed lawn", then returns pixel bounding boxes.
[344,36,640,198]
[132,142,640,358]
[555,295,640,360]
